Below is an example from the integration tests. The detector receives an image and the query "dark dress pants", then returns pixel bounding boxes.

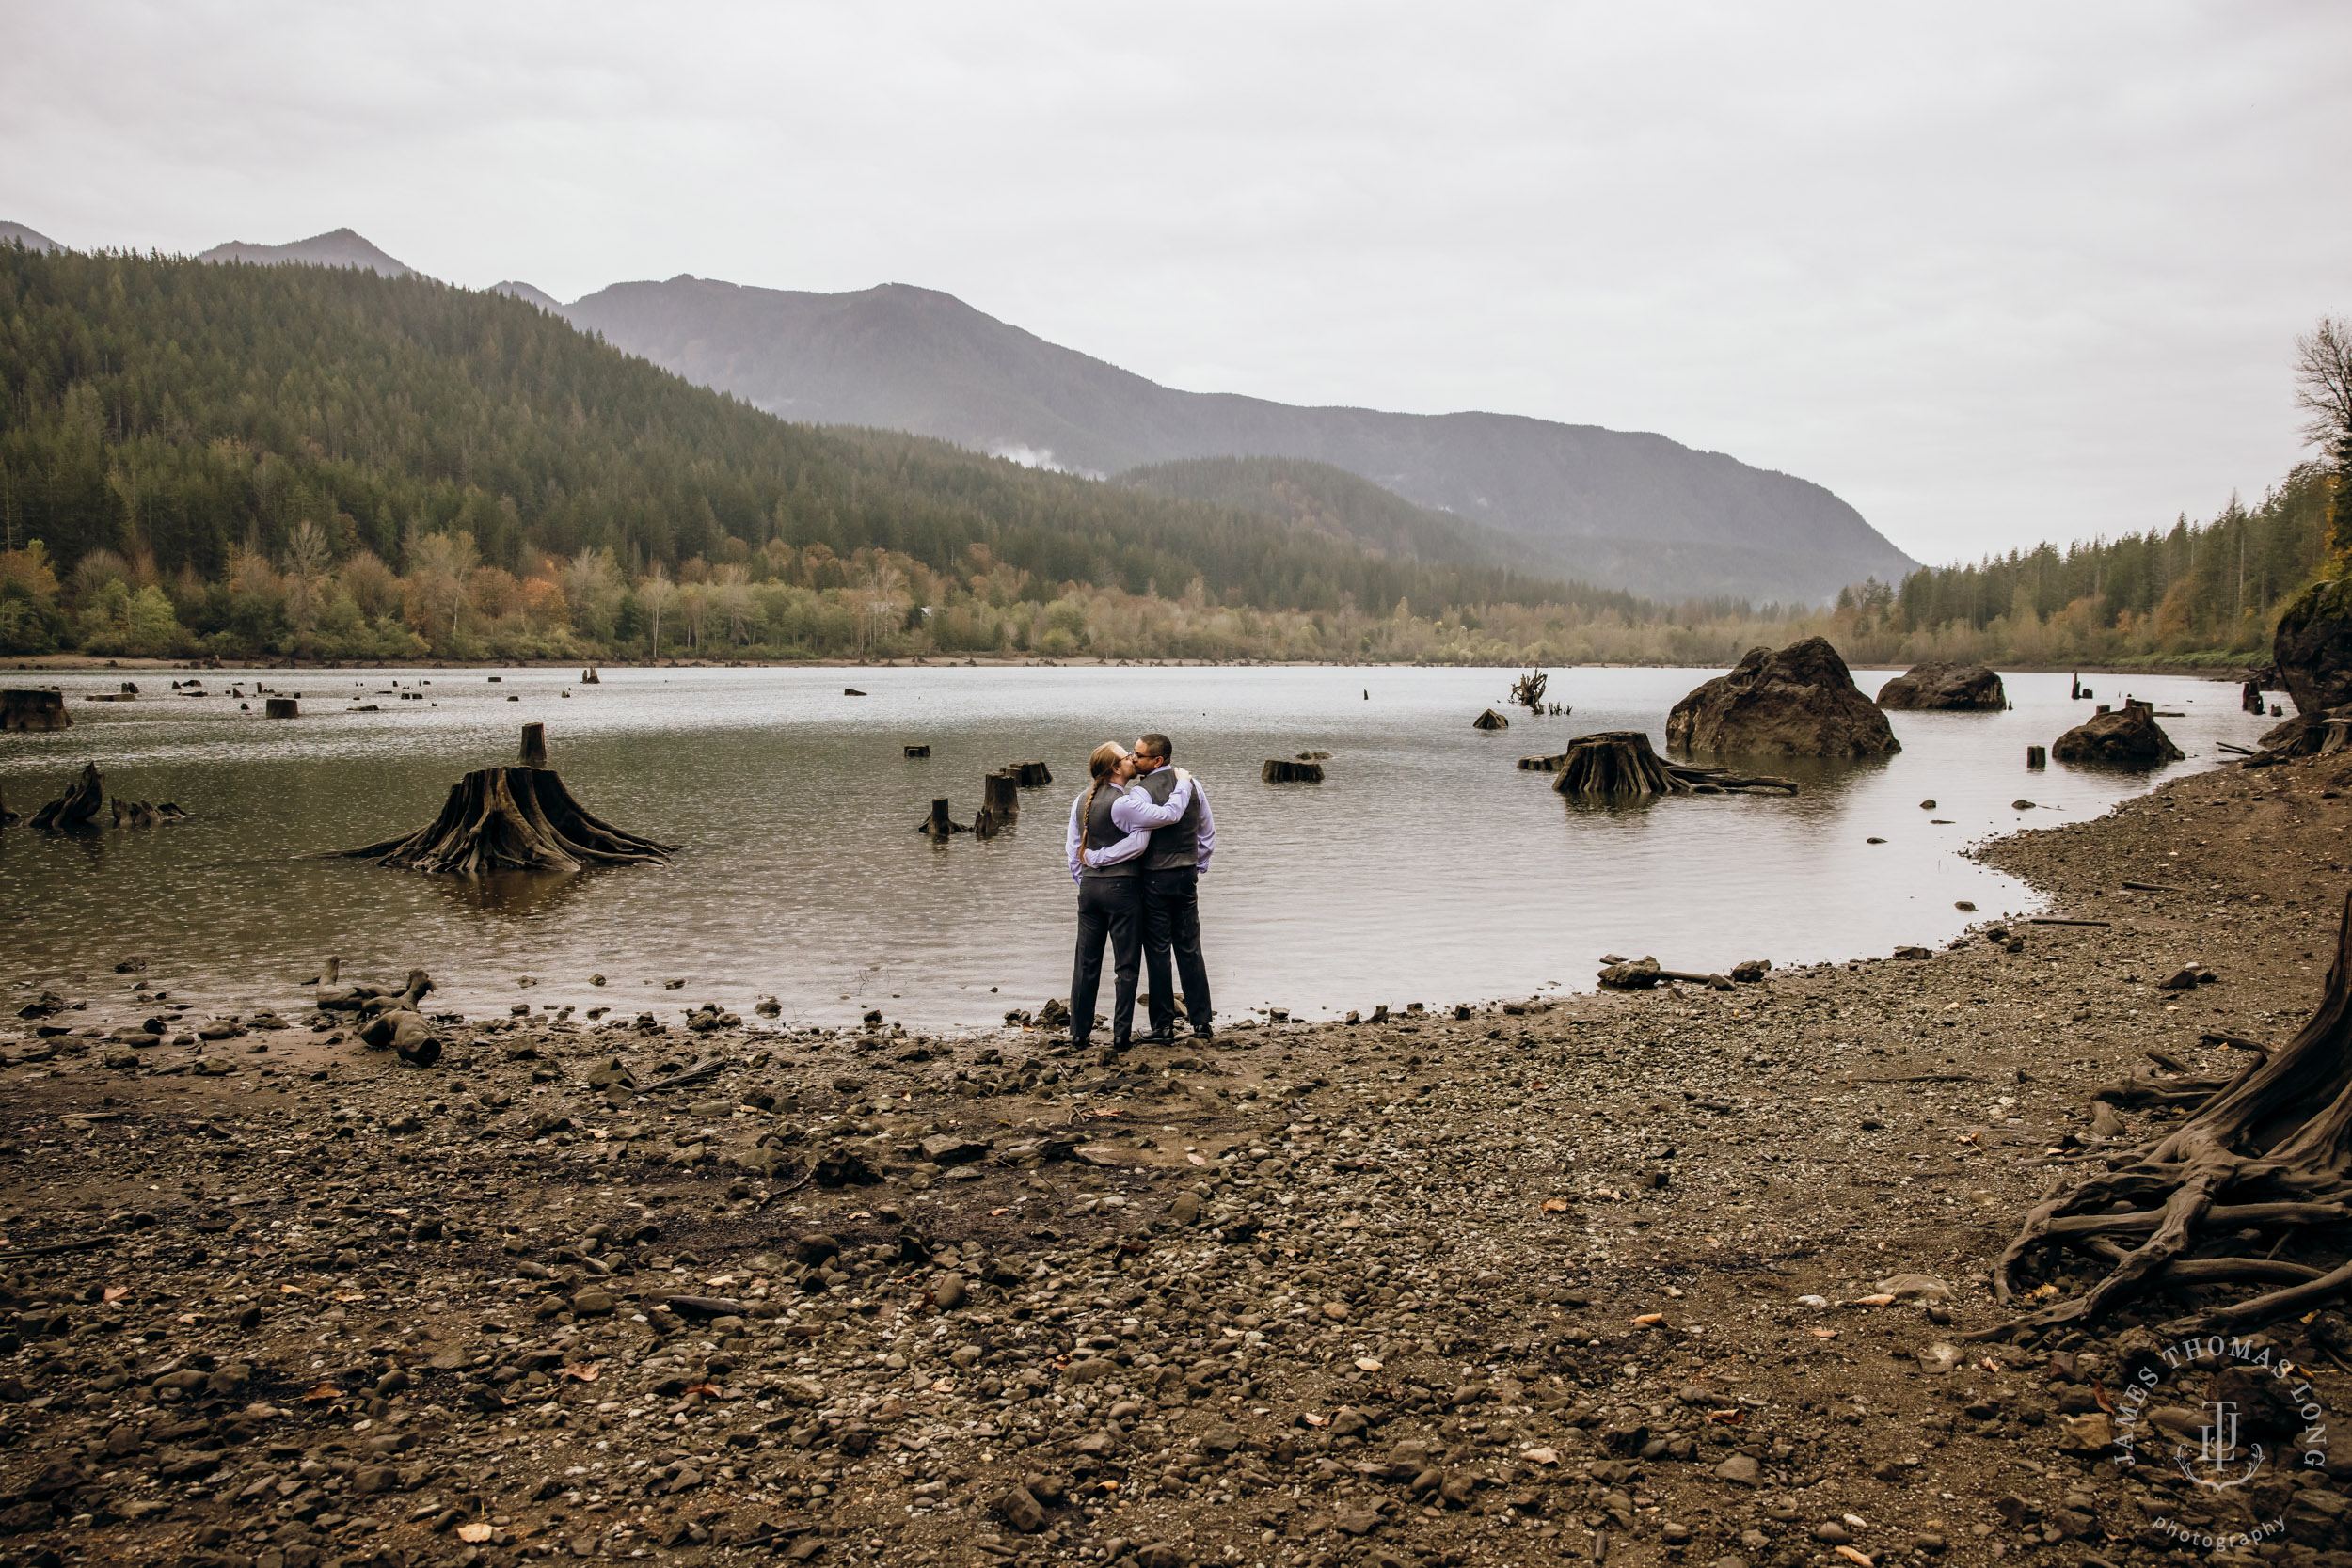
[1071,875,1143,1044]
[1142,866,1213,1036]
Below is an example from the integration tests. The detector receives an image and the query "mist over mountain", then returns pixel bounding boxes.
[558,275,1915,603]
[197,228,410,277]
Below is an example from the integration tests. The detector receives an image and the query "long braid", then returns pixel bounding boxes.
[1081,776,1103,870]
[1078,742,1123,873]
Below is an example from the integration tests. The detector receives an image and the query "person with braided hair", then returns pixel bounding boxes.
[1061,742,1199,1050]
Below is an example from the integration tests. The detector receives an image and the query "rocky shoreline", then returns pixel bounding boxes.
[3,751,2350,1568]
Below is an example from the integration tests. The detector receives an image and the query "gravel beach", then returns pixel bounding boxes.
[4,751,2351,1568]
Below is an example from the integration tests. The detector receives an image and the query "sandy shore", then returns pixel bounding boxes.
[0,749,2347,1568]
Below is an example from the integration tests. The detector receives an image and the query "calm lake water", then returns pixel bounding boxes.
[0,663,2266,1030]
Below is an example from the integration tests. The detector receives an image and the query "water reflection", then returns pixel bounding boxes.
[425,868,601,919]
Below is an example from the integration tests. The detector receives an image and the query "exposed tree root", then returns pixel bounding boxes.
[338,767,673,874]
[29,764,103,830]
[1973,891,2352,1340]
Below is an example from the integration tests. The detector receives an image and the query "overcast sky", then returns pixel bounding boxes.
[5,2,2347,566]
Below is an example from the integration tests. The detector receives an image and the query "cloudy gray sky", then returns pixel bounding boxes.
[5,1,2347,566]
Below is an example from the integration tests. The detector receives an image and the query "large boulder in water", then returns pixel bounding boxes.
[1666,638,1899,758]
[2051,702,2183,767]
[1876,661,2007,711]
[2274,579,2352,715]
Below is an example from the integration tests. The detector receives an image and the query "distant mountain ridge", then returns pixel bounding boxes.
[1119,455,1559,578]
[554,275,1915,603]
[6,220,1913,602]
[1,222,60,252]
[197,228,410,277]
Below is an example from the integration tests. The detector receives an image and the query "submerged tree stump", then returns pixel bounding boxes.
[904,744,930,758]
[1552,732,1801,800]
[1977,892,2352,1339]
[974,770,1020,837]
[1472,708,1510,731]
[29,764,103,830]
[918,797,969,838]
[1,689,70,732]
[264,697,299,719]
[1554,732,1681,797]
[338,768,674,874]
[519,722,548,768]
[1008,761,1053,787]
[1263,759,1325,783]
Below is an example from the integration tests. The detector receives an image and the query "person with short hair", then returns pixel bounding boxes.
[1063,742,1197,1050]
[1126,731,1216,1043]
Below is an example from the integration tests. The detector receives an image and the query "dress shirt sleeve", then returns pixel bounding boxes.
[1066,791,1086,884]
[1108,775,1193,831]
[1193,780,1216,872]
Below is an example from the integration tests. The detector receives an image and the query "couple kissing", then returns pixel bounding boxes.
[1061,732,1216,1051]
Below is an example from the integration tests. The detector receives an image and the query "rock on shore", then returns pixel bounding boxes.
[2274,578,2352,714]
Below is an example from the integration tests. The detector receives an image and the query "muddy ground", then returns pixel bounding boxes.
[4,751,2352,1568]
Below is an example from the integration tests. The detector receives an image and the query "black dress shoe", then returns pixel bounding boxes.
[1188,1026,1215,1042]
[1109,1036,1134,1053]
[1133,1027,1177,1047]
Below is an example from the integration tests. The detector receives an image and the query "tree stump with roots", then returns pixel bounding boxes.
[1553,732,1683,797]
[1979,891,2352,1340]
[338,768,674,874]
[1551,732,1800,799]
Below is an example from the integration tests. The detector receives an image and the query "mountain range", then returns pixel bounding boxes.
[3,222,1916,603]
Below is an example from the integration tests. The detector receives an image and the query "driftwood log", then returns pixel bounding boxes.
[974,770,1020,838]
[1263,759,1325,783]
[918,797,969,838]
[29,764,103,830]
[1977,891,2352,1339]
[355,969,441,1066]
[339,768,674,874]
[1550,732,1799,799]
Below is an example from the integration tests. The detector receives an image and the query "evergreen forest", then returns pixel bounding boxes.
[0,241,2339,670]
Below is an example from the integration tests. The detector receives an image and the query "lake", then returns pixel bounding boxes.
[0,663,2266,1031]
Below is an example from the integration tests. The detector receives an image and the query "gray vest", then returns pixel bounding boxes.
[1135,765,1201,873]
[1080,782,1141,879]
